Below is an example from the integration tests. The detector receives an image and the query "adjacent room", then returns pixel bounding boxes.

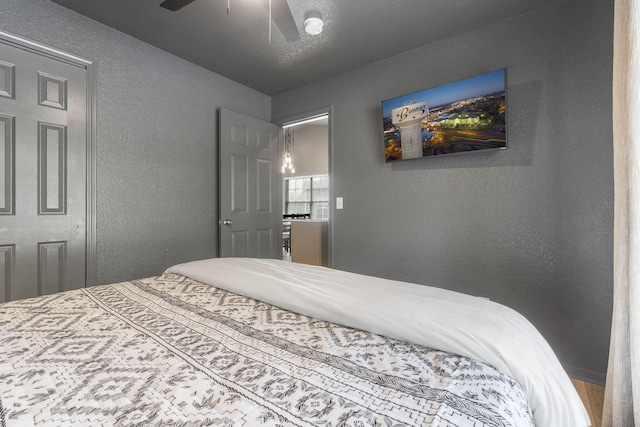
[0,0,635,425]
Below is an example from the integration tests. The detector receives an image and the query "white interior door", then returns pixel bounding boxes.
[0,40,88,302]
[218,108,281,258]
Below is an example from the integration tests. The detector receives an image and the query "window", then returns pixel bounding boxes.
[285,175,329,220]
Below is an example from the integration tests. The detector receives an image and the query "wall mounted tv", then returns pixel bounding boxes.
[382,69,506,162]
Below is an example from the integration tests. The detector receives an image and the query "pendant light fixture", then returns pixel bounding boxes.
[282,127,295,173]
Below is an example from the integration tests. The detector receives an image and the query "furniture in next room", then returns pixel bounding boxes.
[282,213,311,255]
[291,220,328,266]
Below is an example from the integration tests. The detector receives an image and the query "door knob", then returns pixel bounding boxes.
[223,219,233,225]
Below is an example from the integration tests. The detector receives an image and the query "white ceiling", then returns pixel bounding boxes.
[50,0,565,96]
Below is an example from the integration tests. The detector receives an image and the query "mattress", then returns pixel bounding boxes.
[0,258,588,426]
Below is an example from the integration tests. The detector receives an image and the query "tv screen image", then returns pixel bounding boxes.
[382,69,507,162]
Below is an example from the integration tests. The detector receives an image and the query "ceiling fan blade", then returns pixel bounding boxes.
[160,0,197,12]
[266,0,301,42]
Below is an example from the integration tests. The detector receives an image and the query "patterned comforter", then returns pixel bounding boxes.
[0,273,533,426]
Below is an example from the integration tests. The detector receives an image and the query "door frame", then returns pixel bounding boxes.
[0,30,97,287]
[275,105,333,267]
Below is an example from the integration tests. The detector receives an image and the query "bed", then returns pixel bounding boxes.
[0,257,589,426]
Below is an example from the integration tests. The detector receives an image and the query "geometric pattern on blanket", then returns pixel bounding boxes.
[0,274,534,426]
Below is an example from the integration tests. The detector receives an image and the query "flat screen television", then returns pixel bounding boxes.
[382,69,507,162]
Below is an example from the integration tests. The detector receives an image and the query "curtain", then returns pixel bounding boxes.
[603,0,640,425]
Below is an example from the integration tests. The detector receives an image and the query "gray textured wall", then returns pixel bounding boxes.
[273,0,613,381]
[0,0,271,284]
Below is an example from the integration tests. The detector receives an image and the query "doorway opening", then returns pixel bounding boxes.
[280,112,330,266]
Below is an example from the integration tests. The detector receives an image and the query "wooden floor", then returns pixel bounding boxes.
[572,379,605,427]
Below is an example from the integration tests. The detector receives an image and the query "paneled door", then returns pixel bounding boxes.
[218,108,281,258]
[0,39,88,302]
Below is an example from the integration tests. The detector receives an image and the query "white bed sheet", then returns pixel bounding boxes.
[166,257,590,427]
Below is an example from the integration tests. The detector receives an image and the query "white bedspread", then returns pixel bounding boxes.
[167,257,590,427]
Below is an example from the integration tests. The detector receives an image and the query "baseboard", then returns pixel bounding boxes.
[564,365,606,386]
